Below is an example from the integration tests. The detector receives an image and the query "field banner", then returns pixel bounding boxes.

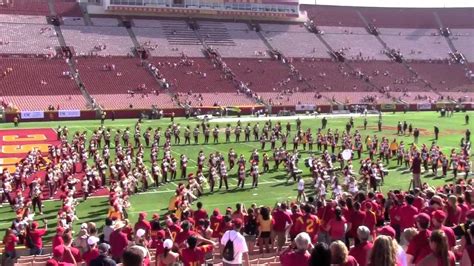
[417,103,432,110]
[58,110,81,118]
[381,104,396,110]
[295,104,316,111]
[20,111,44,119]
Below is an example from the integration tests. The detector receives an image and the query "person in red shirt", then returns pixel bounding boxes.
[325,207,347,243]
[348,202,366,244]
[294,204,320,243]
[210,208,223,239]
[82,236,100,266]
[272,203,293,252]
[109,222,129,262]
[280,232,312,266]
[396,194,419,232]
[52,227,65,250]
[134,212,151,236]
[417,230,456,266]
[349,226,373,266]
[51,241,77,266]
[166,216,182,241]
[289,205,302,240]
[413,188,425,211]
[431,210,456,249]
[407,213,432,264]
[180,235,215,266]
[362,203,376,237]
[28,220,48,255]
[2,228,18,262]
[174,221,196,248]
[446,195,461,227]
[458,196,469,223]
[55,233,82,264]
[193,202,208,222]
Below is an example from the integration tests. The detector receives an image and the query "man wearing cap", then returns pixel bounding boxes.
[90,243,116,266]
[134,212,151,236]
[28,219,48,255]
[406,213,432,264]
[220,218,249,266]
[279,232,312,266]
[109,222,129,262]
[83,236,100,266]
[181,235,216,266]
[349,226,373,266]
[48,243,76,266]
[431,210,456,249]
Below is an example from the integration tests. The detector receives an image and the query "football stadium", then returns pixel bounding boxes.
[0,0,473,265]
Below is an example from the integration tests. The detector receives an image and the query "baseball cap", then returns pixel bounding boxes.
[377,225,396,238]
[136,228,146,238]
[87,236,100,246]
[415,213,431,224]
[98,243,110,254]
[432,210,447,222]
[232,218,243,227]
[163,239,173,249]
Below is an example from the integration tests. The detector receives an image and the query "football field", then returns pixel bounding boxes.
[0,111,472,242]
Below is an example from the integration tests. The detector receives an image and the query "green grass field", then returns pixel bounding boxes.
[0,111,472,242]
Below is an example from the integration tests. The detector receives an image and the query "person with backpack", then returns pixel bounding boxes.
[220,218,249,266]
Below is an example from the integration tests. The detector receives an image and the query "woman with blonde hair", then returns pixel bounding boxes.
[417,230,455,266]
[368,235,398,266]
[330,240,358,266]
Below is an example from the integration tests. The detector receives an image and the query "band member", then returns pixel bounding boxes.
[219,161,229,190]
[251,161,259,188]
[228,149,236,170]
[237,164,246,188]
[184,126,191,145]
[180,155,188,179]
[193,126,200,144]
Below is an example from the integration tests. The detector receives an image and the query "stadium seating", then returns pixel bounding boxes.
[61,26,134,56]
[133,25,204,57]
[386,91,441,104]
[151,57,237,93]
[348,60,422,90]
[0,57,87,110]
[258,92,329,106]
[197,21,235,47]
[263,30,330,58]
[62,16,85,26]
[177,92,257,107]
[0,23,58,55]
[90,93,176,109]
[53,0,82,17]
[225,58,302,92]
[358,7,438,28]
[90,17,119,27]
[435,8,474,28]
[449,29,474,61]
[378,28,451,60]
[0,14,47,24]
[301,5,365,27]
[319,26,387,60]
[407,61,472,91]
[0,0,50,16]
[291,58,372,91]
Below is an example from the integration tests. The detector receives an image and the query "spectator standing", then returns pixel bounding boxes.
[280,232,312,266]
[90,243,116,266]
[83,236,100,266]
[257,206,273,254]
[28,220,48,255]
[417,230,455,266]
[2,228,18,263]
[406,213,431,264]
[367,235,398,266]
[156,239,179,265]
[109,222,129,262]
[325,207,347,243]
[349,226,373,266]
[181,235,216,266]
[272,203,293,252]
[220,218,249,266]
[330,240,358,266]
[309,242,331,266]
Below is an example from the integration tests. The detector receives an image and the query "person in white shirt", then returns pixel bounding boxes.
[220,218,249,266]
[296,177,306,203]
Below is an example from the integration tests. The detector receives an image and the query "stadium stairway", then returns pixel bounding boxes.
[53,22,98,110]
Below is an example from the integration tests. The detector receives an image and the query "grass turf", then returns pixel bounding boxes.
[0,111,472,242]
